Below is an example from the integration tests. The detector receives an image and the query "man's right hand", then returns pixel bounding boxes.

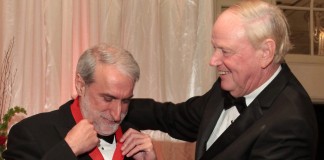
[64,119,99,156]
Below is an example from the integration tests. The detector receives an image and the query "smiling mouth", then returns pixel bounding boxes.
[218,70,231,75]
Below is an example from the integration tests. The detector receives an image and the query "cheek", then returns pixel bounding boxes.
[88,96,112,112]
[90,98,105,111]
[236,62,259,84]
[225,57,250,83]
[85,89,101,106]
[224,57,242,73]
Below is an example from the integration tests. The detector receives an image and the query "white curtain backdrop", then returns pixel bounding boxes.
[0,0,216,159]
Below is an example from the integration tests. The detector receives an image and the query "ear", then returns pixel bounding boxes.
[259,38,276,68]
[75,74,86,96]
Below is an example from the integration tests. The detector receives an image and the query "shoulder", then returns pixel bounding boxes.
[120,121,139,133]
[9,109,59,136]
[10,100,74,133]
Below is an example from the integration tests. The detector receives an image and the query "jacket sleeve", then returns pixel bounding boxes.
[126,80,221,142]
[2,122,77,160]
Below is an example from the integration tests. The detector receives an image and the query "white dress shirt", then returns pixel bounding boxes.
[206,66,282,149]
[98,137,116,160]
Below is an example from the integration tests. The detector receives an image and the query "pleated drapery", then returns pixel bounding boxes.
[0,1,216,159]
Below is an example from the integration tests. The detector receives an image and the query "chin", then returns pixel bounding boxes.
[220,83,232,91]
[96,125,117,136]
[98,130,115,136]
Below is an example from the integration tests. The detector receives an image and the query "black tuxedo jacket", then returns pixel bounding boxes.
[126,63,318,160]
[2,100,134,160]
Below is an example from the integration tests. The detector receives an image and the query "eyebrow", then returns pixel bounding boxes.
[100,93,134,100]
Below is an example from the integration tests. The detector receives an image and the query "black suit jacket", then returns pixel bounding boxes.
[2,100,135,160]
[126,63,318,160]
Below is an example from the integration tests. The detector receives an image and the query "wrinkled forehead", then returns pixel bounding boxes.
[91,64,135,95]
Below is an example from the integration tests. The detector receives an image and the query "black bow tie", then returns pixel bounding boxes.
[223,92,247,114]
[98,134,115,144]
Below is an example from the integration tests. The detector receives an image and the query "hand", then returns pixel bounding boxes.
[120,128,157,160]
[64,119,99,156]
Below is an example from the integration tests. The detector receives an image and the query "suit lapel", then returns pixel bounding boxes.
[200,100,263,160]
[55,100,76,138]
[195,82,224,160]
[199,64,292,159]
[54,100,93,160]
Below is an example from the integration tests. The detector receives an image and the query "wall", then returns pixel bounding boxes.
[286,54,324,104]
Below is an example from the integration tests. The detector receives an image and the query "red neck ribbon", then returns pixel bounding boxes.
[70,97,124,160]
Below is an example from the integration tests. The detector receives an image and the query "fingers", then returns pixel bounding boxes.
[120,127,135,142]
[121,129,139,155]
[124,135,152,156]
[65,119,99,156]
[121,128,155,159]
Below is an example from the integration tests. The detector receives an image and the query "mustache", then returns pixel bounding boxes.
[100,112,127,123]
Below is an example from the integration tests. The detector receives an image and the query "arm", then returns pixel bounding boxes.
[3,123,77,160]
[126,80,221,141]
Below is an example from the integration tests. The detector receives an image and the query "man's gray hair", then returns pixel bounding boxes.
[76,43,140,85]
[230,0,293,63]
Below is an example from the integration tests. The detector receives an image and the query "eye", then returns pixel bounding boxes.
[122,99,131,104]
[222,49,234,57]
[222,49,229,54]
[104,96,113,102]
[214,47,228,54]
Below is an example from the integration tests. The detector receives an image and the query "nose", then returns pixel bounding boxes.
[110,101,122,122]
[209,50,222,66]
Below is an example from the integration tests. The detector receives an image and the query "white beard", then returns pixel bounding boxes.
[79,95,126,136]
